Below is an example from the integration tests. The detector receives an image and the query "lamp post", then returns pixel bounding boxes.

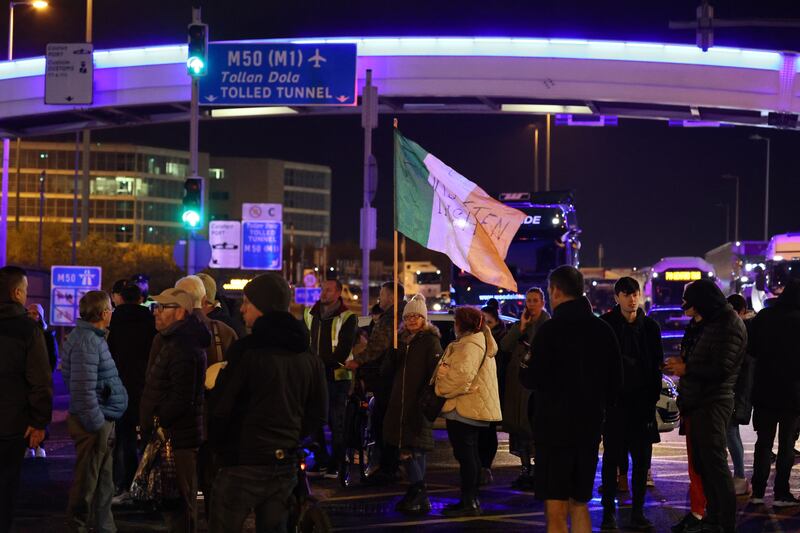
[715,203,730,244]
[749,134,771,241]
[722,174,740,242]
[1,0,48,267]
[527,124,540,192]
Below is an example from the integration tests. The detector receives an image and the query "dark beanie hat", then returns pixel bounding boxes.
[777,279,800,309]
[243,273,291,313]
[682,279,727,318]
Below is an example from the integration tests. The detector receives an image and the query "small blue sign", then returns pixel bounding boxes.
[200,43,357,107]
[241,221,282,270]
[50,266,102,326]
[295,287,322,306]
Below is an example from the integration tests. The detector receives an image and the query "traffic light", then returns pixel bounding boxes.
[187,23,208,77]
[182,178,203,230]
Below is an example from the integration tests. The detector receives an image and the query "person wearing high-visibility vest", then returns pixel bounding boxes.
[303,279,358,480]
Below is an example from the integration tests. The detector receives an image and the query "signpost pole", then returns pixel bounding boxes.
[361,70,377,315]
[187,6,202,275]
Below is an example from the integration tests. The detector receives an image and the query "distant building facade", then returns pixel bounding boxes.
[207,157,331,249]
[4,142,332,250]
[5,141,208,244]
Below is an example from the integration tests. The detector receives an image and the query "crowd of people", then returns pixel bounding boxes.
[1,262,799,533]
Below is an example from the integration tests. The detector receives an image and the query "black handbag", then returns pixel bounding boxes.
[130,417,181,509]
[419,345,488,423]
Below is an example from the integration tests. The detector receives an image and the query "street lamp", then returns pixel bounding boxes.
[1,0,48,268]
[749,134,771,241]
[8,1,49,61]
[722,174,740,242]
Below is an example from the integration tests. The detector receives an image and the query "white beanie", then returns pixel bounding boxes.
[403,293,428,321]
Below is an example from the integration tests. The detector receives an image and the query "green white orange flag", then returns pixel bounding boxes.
[394,131,526,292]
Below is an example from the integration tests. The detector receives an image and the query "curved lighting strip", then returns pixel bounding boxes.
[0,37,782,81]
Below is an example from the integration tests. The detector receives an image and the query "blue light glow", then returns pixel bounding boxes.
[0,37,784,82]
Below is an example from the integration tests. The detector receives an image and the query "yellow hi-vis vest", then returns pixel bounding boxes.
[304,307,355,381]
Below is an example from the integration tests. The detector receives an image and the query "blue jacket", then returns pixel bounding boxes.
[63,320,128,432]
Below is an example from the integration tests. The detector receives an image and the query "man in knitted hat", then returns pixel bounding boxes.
[302,279,358,481]
[665,279,746,533]
[208,273,327,532]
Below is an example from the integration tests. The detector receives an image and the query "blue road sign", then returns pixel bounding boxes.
[200,43,357,106]
[50,265,102,326]
[294,287,322,306]
[241,221,282,270]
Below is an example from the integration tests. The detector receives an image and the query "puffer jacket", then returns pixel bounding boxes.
[62,320,129,433]
[435,326,502,422]
[500,312,549,437]
[140,315,209,449]
[677,304,747,415]
[381,324,443,451]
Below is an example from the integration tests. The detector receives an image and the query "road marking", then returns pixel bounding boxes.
[331,510,550,531]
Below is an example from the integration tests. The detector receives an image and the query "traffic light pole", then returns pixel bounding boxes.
[186,6,202,275]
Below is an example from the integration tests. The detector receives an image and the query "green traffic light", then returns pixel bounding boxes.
[187,56,206,76]
[182,209,201,229]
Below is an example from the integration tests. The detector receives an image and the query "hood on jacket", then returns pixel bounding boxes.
[248,311,310,354]
[605,305,646,327]
[682,279,728,319]
[162,313,212,349]
[457,326,498,359]
[0,301,26,320]
[777,279,800,310]
[398,322,441,343]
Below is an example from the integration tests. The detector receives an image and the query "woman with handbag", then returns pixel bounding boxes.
[381,294,443,515]
[435,306,502,517]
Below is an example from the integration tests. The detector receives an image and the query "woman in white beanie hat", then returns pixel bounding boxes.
[381,294,442,515]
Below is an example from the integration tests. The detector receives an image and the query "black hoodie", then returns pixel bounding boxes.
[750,279,800,412]
[209,312,327,466]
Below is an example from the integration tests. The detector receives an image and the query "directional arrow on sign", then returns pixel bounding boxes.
[205,95,217,102]
[337,95,349,103]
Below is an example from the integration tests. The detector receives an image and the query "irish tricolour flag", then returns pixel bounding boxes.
[394,131,526,292]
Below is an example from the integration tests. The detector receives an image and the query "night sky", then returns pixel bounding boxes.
[4,1,800,267]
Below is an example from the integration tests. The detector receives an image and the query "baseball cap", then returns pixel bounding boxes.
[151,288,193,313]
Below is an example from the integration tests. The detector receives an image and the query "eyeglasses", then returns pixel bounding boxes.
[405,314,425,321]
[153,303,181,313]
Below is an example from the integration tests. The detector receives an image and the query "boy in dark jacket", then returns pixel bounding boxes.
[600,277,663,530]
[140,288,209,533]
[749,279,800,506]
[208,273,327,532]
[520,266,622,533]
[665,279,746,533]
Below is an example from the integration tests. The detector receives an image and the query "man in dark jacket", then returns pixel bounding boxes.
[303,279,358,479]
[665,279,746,533]
[520,266,622,533]
[0,266,52,533]
[749,279,800,506]
[600,277,663,531]
[140,288,209,533]
[107,283,157,498]
[208,273,327,532]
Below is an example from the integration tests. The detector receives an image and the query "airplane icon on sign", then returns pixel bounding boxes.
[309,48,326,68]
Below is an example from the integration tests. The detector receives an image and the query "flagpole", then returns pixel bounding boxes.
[393,118,399,350]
